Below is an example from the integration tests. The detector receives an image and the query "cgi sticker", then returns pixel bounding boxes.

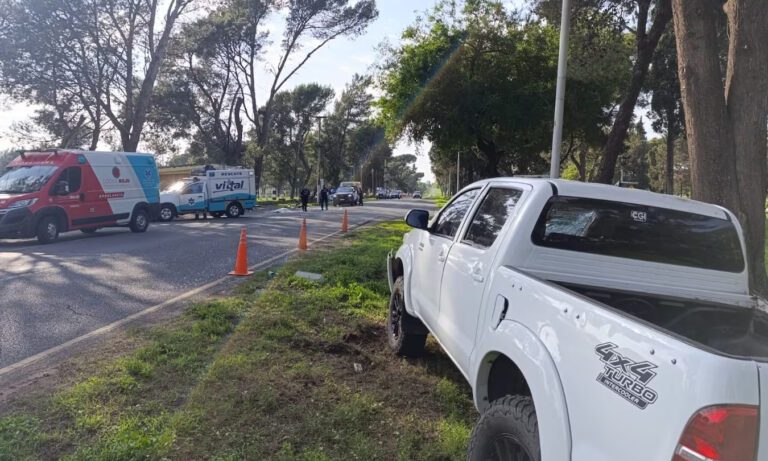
[595,343,658,410]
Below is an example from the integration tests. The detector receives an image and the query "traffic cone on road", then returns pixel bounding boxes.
[229,228,253,276]
[341,209,349,233]
[298,218,308,251]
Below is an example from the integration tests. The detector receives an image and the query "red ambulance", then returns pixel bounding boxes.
[0,150,160,243]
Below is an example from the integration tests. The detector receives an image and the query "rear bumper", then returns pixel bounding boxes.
[0,207,35,238]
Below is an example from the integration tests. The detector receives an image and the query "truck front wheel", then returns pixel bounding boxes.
[467,395,540,461]
[158,204,175,222]
[387,277,427,357]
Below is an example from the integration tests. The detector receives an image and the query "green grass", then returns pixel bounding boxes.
[432,196,449,208]
[0,221,474,460]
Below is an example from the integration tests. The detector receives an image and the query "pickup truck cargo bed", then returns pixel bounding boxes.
[560,282,768,360]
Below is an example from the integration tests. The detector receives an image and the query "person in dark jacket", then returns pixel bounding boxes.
[299,187,310,212]
[319,186,330,210]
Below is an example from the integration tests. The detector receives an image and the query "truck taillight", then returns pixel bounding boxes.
[673,405,758,461]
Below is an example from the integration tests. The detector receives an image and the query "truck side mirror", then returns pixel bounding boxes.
[53,181,69,195]
[405,209,429,230]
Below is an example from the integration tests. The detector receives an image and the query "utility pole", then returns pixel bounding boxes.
[314,115,327,201]
[549,0,571,179]
[371,168,375,194]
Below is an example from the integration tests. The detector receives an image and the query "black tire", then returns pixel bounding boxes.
[467,396,540,461]
[129,209,150,233]
[158,204,175,222]
[36,215,60,244]
[80,228,98,234]
[225,202,243,218]
[387,277,427,357]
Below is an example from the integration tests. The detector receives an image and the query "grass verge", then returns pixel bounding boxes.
[0,221,474,460]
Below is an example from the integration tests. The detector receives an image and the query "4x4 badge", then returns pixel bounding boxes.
[595,343,659,410]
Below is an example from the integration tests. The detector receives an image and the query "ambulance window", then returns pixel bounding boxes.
[57,167,81,193]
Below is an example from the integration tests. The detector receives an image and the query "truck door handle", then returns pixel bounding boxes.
[437,254,446,263]
[471,263,483,282]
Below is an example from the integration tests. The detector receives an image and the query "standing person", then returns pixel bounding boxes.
[300,187,310,212]
[357,187,364,206]
[320,185,330,211]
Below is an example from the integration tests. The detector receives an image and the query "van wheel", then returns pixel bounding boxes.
[467,396,541,461]
[129,209,150,233]
[158,204,175,222]
[225,202,243,218]
[387,277,427,357]
[36,216,60,244]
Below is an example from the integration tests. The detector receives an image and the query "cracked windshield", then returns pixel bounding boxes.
[1,0,766,460]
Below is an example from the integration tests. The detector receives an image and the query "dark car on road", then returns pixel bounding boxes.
[333,186,359,206]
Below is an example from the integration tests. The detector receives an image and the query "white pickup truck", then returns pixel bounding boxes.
[386,178,768,461]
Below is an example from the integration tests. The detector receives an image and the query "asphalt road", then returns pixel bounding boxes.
[0,199,432,368]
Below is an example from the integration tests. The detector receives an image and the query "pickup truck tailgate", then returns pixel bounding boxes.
[761,364,768,461]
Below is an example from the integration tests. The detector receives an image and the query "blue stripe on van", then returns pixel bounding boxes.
[126,155,160,204]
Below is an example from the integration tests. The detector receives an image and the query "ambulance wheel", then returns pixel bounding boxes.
[158,204,175,222]
[225,203,243,218]
[36,216,60,244]
[80,228,98,234]
[129,209,150,233]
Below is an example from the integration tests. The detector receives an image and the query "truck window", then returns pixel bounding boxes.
[431,189,480,238]
[531,196,745,272]
[56,167,82,193]
[463,188,522,248]
[182,182,203,194]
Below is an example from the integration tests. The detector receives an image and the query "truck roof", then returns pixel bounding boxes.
[469,177,730,220]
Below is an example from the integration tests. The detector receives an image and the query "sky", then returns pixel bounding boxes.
[0,0,539,183]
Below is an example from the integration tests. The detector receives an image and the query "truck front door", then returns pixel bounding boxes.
[438,187,523,373]
[412,188,480,329]
[178,181,206,213]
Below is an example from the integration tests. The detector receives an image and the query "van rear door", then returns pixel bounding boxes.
[759,364,768,460]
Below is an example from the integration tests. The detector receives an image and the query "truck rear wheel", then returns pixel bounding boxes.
[129,209,150,233]
[225,202,243,218]
[467,395,540,461]
[36,216,60,244]
[387,277,427,357]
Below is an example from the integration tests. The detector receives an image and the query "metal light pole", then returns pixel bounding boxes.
[550,0,572,180]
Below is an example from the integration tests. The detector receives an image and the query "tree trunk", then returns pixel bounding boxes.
[596,0,672,184]
[664,129,675,194]
[672,0,768,296]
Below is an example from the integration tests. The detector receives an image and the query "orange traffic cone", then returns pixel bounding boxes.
[341,209,349,233]
[298,218,308,251]
[229,228,253,276]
